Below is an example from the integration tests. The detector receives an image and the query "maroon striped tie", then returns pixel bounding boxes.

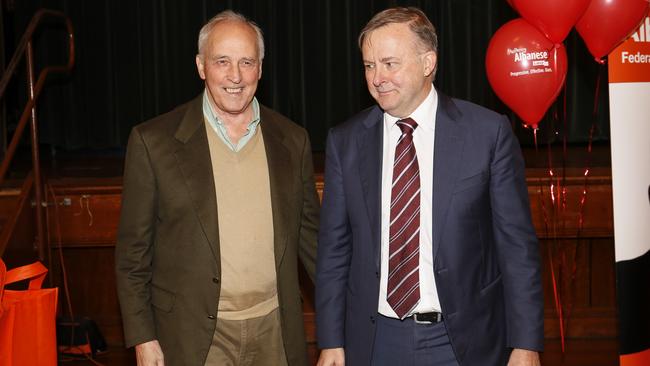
[387,117,421,319]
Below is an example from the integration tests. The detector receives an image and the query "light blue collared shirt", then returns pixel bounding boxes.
[202,90,261,152]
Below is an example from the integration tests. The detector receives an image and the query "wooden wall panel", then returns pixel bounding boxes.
[43,167,617,348]
[541,238,617,338]
[527,168,616,338]
[527,168,613,238]
[1,179,39,269]
[590,239,617,309]
[49,247,125,345]
[45,184,122,247]
[0,189,20,219]
[45,183,125,345]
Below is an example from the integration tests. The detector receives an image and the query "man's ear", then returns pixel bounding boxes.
[196,55,206,80]
[422,51,437,78]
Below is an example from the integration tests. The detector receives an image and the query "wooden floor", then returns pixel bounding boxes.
[60,339,620,366]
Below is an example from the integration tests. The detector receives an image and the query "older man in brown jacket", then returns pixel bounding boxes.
[115,10,319,366]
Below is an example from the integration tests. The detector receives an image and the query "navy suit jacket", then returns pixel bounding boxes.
[315,92,543,365]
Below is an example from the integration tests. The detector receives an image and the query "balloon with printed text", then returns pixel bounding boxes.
[486,18,568,129]
[576,0,650,62]
[512,0,591,43]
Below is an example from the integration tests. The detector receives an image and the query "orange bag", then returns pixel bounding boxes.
[0,259,58,366]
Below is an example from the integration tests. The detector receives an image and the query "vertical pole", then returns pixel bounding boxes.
[25,41,45,262]
[0,3,6,156]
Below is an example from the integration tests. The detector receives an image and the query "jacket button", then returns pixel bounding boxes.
[370,316,375,324]
[375,271,379,279]
[212,277,220,284]
[208,315,215,320]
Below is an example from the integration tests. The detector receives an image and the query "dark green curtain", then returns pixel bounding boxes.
[3,0,609,151]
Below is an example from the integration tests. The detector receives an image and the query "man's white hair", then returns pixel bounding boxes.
[197,10,265,61]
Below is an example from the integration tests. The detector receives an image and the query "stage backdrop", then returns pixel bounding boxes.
[608,15,650,366]
[2,0,609,151]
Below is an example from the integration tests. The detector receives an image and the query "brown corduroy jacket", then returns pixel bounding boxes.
[115,95,319,366]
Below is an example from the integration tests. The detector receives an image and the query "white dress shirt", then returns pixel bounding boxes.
[378,86,442,318]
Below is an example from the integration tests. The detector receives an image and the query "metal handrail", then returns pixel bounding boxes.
[0,9,74,103]
[0,9,75,261]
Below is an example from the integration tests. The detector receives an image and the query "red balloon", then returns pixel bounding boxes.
[506,0,517,11]
[486,19,568,128]
[576,0,649,62]
[512,0,591,43]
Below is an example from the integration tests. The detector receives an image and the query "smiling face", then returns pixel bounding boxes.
[361,22,436,118]
[196,20,262,121]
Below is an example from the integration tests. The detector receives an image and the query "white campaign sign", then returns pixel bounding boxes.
[609,82,650,262]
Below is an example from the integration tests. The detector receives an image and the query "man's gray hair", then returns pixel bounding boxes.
[358,7,438,54]
[197,10,265,61]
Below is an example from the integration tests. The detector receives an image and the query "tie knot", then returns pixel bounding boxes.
[396,118,418,135]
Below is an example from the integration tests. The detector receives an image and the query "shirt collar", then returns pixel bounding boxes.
[384,86,438,132]
[202,89,261,130]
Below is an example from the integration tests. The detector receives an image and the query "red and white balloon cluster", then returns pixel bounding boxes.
[486,0,649,129]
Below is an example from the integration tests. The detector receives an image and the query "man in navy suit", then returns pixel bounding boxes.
[315,7,543,366]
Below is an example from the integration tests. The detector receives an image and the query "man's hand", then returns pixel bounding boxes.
[507,348,540,366]
[135,340,164,366]
[317,347,345,366]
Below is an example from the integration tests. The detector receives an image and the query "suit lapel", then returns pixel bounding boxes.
[173,96,220,263]
[259,106,292,270]
[432,93,465,261]
[357,107,384,270]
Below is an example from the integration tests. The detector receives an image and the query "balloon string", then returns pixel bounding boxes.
[560,73,574,353]
[549,236,565,353]
[539,115,567,353]
[543,72,572,353]
[534,138,567,353]
[567,67,604,343]
[537,177,565,354]
[591,64,602,117]
[554,43,560,94]
[579,64,603,232]
[546,141,555,208]
[550,55,606,359]
[562,81,568,214]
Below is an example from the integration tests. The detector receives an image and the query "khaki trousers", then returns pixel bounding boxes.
[204,307,288,366]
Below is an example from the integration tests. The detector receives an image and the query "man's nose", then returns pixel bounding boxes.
[372,67,385,87]
[228,64,242,83]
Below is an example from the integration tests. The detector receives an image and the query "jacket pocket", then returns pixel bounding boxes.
[479,273,502,297]
[151,284,176,313]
